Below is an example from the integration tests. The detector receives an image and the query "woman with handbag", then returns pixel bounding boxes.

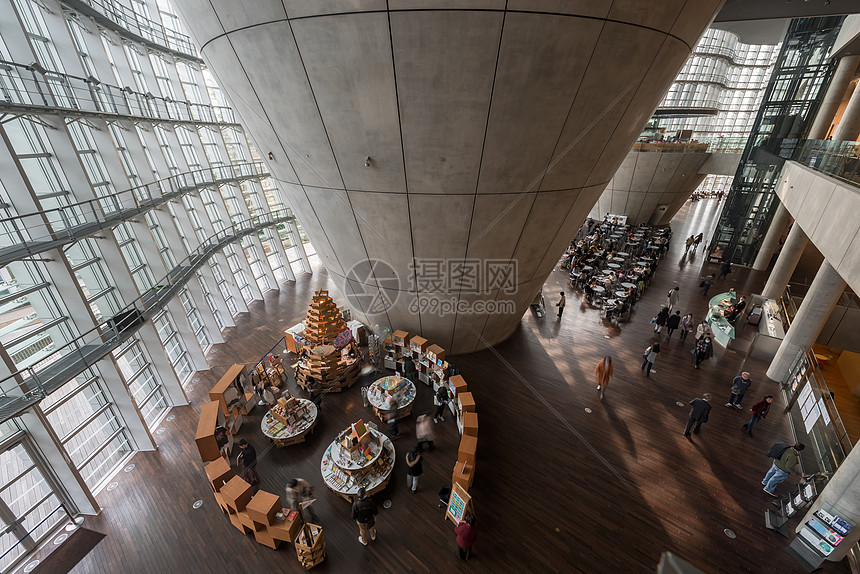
[653,307,670,334]
[641,344,659,377]
[693,336,712,369]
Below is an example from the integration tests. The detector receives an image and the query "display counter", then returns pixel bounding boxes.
[707,291,736,347]
[749,297,787,361]
[320,423,394,502]
[367,375,415,421]
[261,397,318,447]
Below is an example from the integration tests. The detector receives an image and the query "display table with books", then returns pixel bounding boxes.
[261,395,318,447]
[367,375,415,421]
[320,421,394,502]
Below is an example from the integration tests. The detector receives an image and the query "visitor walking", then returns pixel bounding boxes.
[415,413,435,452]
[695,320,713,342]
[683,393,711,437]
[455,515,478,560]
[641,343,660,377]
[596,356,613,400]
[667,286,680,310]
[679,313,694,341]
[405,447,423,493]
[685,235,695,253]
[726,372,752,408]
[666,311,681,340]
[762,443,810,496]
[700,274,714,296]
[693,336,712,369]
[557,291,566,319]
[653,307,670,334]
[743,395,773,437]
[433,386,450,423]
[693,233,703,250]
[718,261,732,280]
[285,477,317,520]
[352,487,378,545]
[236,439,259,487]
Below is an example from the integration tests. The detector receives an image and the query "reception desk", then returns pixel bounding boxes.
[707,292,736,347]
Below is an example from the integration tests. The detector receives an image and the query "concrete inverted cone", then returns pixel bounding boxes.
[171,2,722,352]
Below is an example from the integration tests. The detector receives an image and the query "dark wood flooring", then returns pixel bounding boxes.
[62,199,850,574]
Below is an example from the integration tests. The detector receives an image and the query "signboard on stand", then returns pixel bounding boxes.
[445,482,473,525]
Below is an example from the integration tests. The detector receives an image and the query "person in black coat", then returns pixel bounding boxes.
[653,307,670,334]
[666,310,681,340]
[694,336,713,369]
[726,296,747,322]
[684,394,711,436]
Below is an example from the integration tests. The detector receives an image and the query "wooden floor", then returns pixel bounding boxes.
[60,199,850,574]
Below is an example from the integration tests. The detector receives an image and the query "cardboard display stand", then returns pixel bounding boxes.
[295,523,326,569]
[445,482,474,525]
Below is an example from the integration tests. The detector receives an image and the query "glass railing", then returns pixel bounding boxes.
[0,162,269,264]
[0,60,236,125]
[70,0,197,58]
[792,139,860,188]
[631,136,746,154]
[0,208,295,417]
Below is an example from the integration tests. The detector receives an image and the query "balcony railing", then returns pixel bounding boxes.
[631,136,746,154]
[64,0,197,58]
[0,60,236,125]
[792,139,860,188]
[0,162,269,267]
[0,208,295,423]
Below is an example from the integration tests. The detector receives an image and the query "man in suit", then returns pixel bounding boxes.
[683,393,711,437]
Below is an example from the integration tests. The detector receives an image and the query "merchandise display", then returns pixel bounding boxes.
[293,291,361,393]
[707,291,736,347]
[367,375,416,421]
[261,395,318,447]
[320,422,394,501]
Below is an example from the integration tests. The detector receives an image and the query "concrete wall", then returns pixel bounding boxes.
[837,350,860,397]
[777,162,860,297]
[589,150,710,226]
[170,1,723,352]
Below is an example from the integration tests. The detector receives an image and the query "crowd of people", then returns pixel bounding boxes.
[561,219,673,322]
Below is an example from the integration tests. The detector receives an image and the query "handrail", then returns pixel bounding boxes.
[0,503,71,563]
[0,59,236,125]
[631,136,746,154]
[63,0,197,59]
[0,162,269,267]
[249,335,287,374]
[792,139,860,190]
[0,209,296,415]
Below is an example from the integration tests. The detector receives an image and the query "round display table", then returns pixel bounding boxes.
[261,398,318,447]
[367,375,416,422]
[320,426,394,502]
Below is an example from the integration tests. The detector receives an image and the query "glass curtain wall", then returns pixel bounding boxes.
[0,1,311,568]
[709,16,846,265]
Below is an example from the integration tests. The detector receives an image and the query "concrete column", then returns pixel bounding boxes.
[808,56,860,140]
[19,408,100,515]
[136,322,188,405]
[762,223,809,300]
[833,77,860,142]
[766,260,845,382]
[752,202,792,271]
[93,362,157,451]
[797,444,860,561]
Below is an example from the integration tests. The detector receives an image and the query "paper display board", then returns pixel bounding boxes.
[445,482,472,525]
